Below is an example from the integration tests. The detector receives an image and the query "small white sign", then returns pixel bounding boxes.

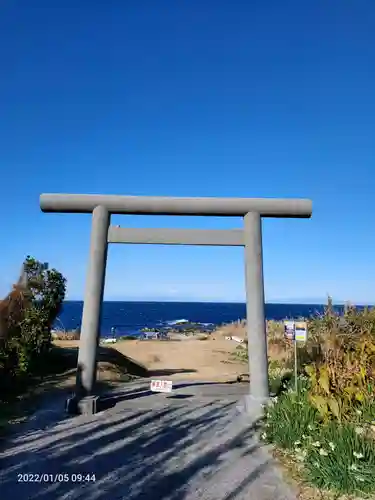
[150,379,173,393]
[295,321,308,342]
[102,337,117,344]
[284,320,295,340]
[231,336,244,344]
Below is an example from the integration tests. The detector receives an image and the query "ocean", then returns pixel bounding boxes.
[55,301,347,337]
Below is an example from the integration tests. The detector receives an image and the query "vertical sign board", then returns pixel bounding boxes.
[284,320,295,341]
[295,321,308,343]
[283,320,308,393]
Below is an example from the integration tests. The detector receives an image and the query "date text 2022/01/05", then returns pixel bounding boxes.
[17,473,96,483]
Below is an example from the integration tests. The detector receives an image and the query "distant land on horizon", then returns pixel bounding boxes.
[63,298,374,307]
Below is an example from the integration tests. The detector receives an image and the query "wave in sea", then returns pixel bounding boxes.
[53,300,358,338]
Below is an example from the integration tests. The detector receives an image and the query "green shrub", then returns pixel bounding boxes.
[263,383,320,449]
[264,382,375,496]
[305,422,375,494]
[0,256,66,400]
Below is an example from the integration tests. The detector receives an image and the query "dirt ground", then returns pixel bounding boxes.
[53,337,248,382]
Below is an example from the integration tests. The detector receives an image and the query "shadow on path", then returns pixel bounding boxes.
[0,387,296,500]
[147,369,197,376]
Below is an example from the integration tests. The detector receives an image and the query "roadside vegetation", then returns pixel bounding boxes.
[0,257,69,433]
[228,299,375,498]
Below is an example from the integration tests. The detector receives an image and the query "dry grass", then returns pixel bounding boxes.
[52,330,80,341]
[211,319,247,339]
[213,319,293,369]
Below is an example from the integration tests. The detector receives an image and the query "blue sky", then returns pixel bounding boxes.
[1,0,374,304]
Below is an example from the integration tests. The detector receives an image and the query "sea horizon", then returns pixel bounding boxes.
[62,299,373,306]
[55,300,372,338]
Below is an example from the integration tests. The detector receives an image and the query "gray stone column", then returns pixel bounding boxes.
[76,205,110,399]
[243,212,269,402]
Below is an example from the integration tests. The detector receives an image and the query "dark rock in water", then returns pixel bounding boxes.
[139,321,215,338]
[169,322,215,334]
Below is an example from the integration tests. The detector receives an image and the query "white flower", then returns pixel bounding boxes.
[302,434,307,439]
[356,476,365,482]
[312,441,321,447]
[294,440,301,446]
[328,442,335,451]
[261,432,267,440]
[265,423,270,428]
[356,409,362,415]
[319,448,328,456]
[295,450,307,462]
[308,424,313,431]
[353,451,364,459]
[350,463,358,471]
[355,427,364,435]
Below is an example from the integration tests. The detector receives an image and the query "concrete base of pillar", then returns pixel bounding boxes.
[236,394,269,419]
[65,395,101,415]
[65,393,117,415]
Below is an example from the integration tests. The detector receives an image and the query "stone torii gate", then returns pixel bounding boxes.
[40,194,312,414]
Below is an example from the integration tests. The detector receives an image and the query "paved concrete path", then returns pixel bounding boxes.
[0,380,297,500]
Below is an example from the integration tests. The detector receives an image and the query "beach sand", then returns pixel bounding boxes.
[53,337,248,382]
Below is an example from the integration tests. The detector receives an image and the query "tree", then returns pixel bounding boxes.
[0,256,66,394]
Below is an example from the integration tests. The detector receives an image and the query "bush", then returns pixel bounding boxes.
[263,300,375,496]
[0,256,66,400]
[305,422,375,494]
[263,382,320,449]
[305,304,375,422]
[264,387,375,495]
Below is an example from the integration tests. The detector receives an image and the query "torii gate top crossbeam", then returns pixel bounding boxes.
[40,193,312,218]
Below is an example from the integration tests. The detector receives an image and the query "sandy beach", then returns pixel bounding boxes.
[53,336,248,382]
